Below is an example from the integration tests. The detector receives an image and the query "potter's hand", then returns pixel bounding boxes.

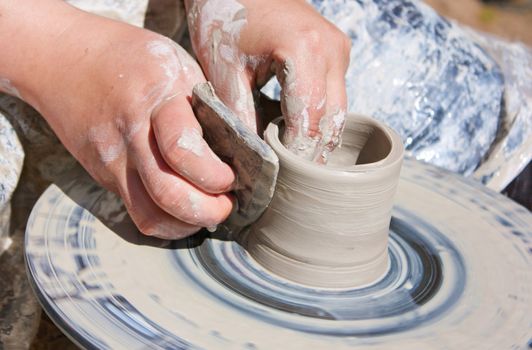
[185,0,351,162]
[0,1,234,239]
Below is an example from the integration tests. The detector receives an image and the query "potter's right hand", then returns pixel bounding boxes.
[0,1,234,239]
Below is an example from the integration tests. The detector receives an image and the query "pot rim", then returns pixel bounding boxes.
[264,114,404,180]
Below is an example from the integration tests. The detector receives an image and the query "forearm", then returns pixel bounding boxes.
[0,0,85,107]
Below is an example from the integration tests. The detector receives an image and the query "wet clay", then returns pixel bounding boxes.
[25,151,532,348]
[243,114,404,288]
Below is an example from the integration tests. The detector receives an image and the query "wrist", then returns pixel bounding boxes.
[0,1,86,106]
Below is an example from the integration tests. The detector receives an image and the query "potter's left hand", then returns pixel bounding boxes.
[185,0,351,162]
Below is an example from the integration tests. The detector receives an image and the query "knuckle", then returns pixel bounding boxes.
[339,32,352,56]
[295,28,324,54]
[292,27,351,63]
[150,184,169,208]
[155,128,178,157]
[157,130,197,172]
[124,77,161,112]
[152,184,208,226]
[338,32,352,57]
[161,139,184,166]
[329,29,352,65]
[150,181,185,212]
[326,26,351,57]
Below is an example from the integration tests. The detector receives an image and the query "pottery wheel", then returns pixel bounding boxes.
[25,158,531,349]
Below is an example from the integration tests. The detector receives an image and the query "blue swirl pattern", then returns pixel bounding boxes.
[25,158,531,349]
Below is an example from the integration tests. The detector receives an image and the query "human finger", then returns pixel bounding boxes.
[131,126,233,227]
[207,61,259,133]
[119,168,202,239]
[151,95,235,194]
[272,44,328,161]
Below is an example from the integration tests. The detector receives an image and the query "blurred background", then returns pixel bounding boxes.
[423,0,531,210]
[425,0,532,46]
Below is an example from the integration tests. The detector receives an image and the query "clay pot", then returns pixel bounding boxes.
[244,114,404,289]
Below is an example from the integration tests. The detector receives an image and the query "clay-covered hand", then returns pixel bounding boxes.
[3,2,234,239]
[185,0,351,162]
